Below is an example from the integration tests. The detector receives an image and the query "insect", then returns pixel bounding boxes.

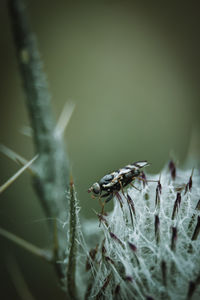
[88,161,150,206]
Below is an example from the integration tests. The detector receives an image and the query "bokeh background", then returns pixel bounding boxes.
[0,0,200,299]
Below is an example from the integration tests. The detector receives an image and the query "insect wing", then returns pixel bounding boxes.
[118,168,131,176]
[133,161,150,169]
[99,173,114,186]
[101,171,119,189]
[99,172,117,187]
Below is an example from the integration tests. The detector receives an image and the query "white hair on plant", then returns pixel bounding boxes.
[81,163,200,300]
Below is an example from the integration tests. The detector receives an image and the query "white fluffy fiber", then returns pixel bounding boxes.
[82,166,200,300]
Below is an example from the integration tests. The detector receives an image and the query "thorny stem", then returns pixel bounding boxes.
[8,0,69,284]
[8,0,69,229]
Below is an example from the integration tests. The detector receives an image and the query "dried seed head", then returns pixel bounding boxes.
[80,166,200,299]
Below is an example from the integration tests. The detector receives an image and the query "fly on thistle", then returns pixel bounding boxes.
[88,161,150,207]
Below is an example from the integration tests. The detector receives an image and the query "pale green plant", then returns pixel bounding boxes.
[0,1,199,299]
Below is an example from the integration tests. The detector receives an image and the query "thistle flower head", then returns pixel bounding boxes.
[82,164,200,299]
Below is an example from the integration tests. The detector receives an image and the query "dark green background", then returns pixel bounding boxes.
[0,0,200,299]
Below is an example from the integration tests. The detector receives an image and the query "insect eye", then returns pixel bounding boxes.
[92,183,100,194]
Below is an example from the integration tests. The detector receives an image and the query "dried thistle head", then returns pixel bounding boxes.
[82,162,200,300]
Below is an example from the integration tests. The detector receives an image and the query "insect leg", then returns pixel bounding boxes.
[130,182,141,191]
[105,193,114,203]
[97,196,105,217]
[138,177,159,183]
[118,179,125,196]
[98,192,110,215]
[101,191,111,203]
[101,192,111,198]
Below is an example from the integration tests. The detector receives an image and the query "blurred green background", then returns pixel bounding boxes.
[0,0,200,299]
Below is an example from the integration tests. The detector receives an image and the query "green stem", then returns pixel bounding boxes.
[8,0,69,227]
[8,0,70,284]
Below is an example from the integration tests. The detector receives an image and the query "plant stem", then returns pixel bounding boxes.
[8,0,69,223]
[8,0,70,285]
